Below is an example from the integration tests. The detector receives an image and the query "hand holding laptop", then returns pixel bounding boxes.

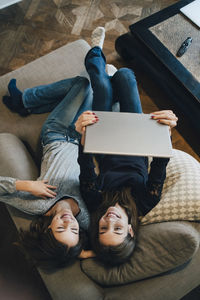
[149,110,178,135]
[75,110,177,141]
[75,110,99,145]
[75,110,178,157]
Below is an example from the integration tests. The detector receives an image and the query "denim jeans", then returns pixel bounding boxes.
[22,76,92,146]
[85,46,143,113]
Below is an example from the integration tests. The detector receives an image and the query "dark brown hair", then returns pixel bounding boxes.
[90,187,139,266]
[18,215,85,270]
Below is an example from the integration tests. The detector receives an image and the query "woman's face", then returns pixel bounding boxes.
[98,203,133,246]
[48,209,79,247]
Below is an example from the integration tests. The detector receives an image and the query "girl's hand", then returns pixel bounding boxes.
[75,111,99,145]
[16,180,57,199]
[150,110,178,135]
[79,250,96,259]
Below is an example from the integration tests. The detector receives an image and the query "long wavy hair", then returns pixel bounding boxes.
[18,215,85,270]
[90,187,139,266]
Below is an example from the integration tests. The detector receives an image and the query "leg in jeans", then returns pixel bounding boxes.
[40,77,92,146]
[22,77,82,114]
[85,47,142,113]
[111,68,143,113]
[85,47,113,111]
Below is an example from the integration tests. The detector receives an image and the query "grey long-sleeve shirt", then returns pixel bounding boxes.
[0,141,90,231]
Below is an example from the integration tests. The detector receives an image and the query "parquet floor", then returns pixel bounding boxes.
[0,0,178,75]
[0,0,178,73]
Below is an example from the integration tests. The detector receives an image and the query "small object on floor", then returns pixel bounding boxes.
[91,27,105,49]
[176,37,192,57]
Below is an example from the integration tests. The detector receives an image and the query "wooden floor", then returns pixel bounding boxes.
[0,1,199,299]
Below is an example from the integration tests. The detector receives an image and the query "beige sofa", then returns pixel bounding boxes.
[0,39,200,300]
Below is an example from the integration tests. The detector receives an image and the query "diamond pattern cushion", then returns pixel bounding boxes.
[141,149,200,225]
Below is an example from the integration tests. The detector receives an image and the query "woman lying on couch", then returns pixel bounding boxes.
[75,28,178,266]
[1,75,94,269]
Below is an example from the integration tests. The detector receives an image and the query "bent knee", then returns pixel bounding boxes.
[118,68,135,77]
[76,76,90,87]
[114,68,136,81]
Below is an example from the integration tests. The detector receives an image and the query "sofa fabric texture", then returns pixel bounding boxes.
[0,39,200,300]
[141,149,200,225]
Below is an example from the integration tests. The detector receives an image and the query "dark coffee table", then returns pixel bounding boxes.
[115,0,200,156]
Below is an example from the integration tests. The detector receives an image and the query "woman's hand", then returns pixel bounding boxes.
[150,110,178,135]
[79,250,96,259]
[16,180,57,199]
[75,111,99,145]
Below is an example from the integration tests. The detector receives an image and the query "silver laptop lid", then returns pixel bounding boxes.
[84,111,173,157]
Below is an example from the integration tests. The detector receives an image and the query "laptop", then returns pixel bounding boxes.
[84,111,173,158]
[180,0,200,28]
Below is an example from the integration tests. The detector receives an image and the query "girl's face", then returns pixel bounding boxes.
[98,203,133,246]
[48,209,79,247]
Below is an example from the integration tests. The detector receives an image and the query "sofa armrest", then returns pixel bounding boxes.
[0,133,38,180]
[0,133,39,229]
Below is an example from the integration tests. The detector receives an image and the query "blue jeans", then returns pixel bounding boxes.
[85,47,142,113]
[22,76,92,146]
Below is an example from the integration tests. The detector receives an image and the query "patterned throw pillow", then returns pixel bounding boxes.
[141,149,200,225]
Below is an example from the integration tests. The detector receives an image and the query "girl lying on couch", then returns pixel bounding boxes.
[75,28,178,266]
[1,75,94,269]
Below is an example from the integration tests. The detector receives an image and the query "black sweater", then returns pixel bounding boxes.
[78,144,169,216]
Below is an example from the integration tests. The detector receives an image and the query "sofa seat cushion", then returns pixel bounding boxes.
[81,221,199,286]
[141,149,200,225]
[0,39,116,164]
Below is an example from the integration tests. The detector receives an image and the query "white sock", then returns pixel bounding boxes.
[106,64,117,75]
[91,27,105,49]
